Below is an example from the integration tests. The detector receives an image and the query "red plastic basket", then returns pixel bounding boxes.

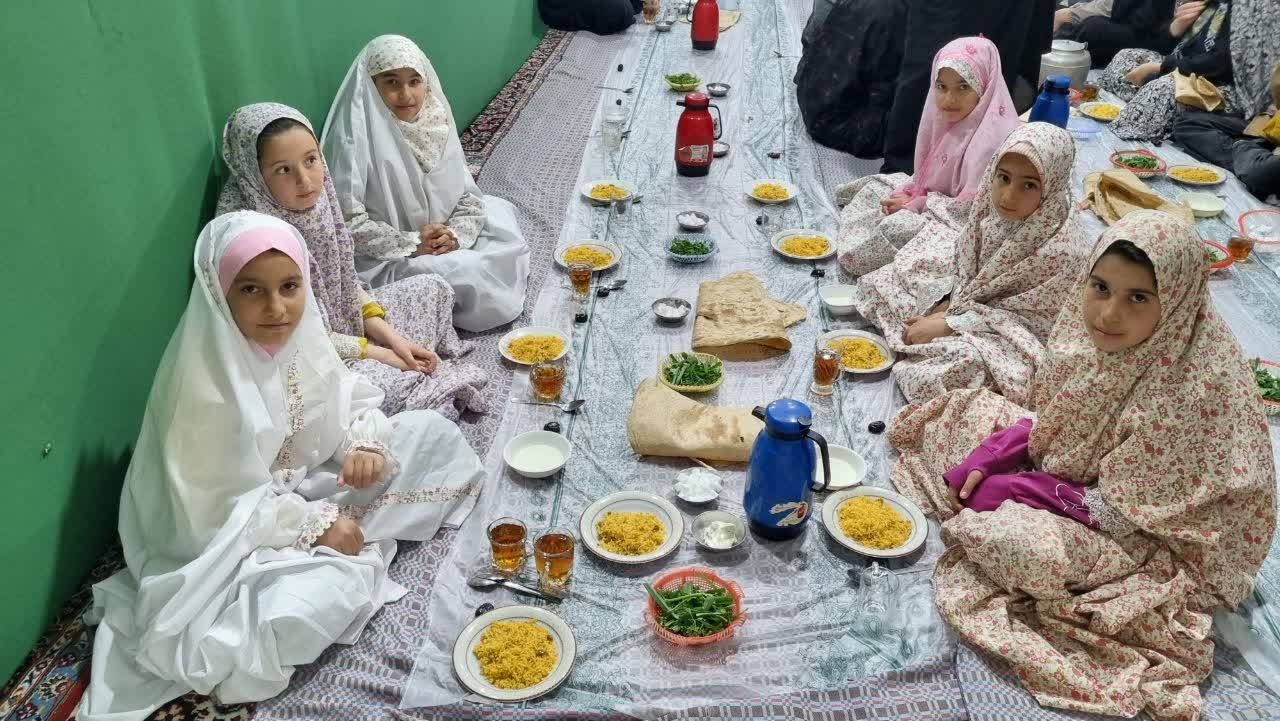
[645,567,746,646]
[1109,149,1167,179]
[1257,359,1280,416]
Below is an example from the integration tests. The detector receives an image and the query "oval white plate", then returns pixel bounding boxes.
[1167,164,1227,187]
[813,444,866,491]
[770,229,835,261]
[821,486,928,559]
[1079,101,1122,123]
[579,490,683,565]
[554,241,622,272]
[816,329,895,374]
[452,605,576,703]
[498,326,570,366]
[581,179,633,204]
[744,178,796,204]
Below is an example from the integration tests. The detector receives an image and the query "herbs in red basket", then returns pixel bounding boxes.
[645,582,737,637]
[1251,359,1280,402]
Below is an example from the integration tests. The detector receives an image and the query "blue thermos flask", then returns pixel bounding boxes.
[742,399,831,540]
[1029,75,1071,129]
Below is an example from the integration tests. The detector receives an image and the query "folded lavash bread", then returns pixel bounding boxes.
[1081,169,1194,225]
[627,378,762,463]
[692,271,807,360]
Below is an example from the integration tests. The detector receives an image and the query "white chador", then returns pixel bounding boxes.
[321,35,530,332]
[79,212,484,720]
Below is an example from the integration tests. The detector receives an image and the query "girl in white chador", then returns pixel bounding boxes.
[322,34,531,332]
[79,211,484,720]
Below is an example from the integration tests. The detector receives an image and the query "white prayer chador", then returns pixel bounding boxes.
[79,212,484,720]
[321,35,530,332]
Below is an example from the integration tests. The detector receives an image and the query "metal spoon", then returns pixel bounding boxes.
[467,571,562,603]
[594,85,635,94]
[509,398,586,413]
[600,279,628,291]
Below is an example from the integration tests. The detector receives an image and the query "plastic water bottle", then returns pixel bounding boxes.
[1028,75,1071,129]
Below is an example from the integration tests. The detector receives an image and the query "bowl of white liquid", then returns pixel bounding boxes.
[503,431,571,479]
[819,284,858,316]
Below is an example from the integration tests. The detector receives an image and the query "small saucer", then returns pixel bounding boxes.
[652,297,691,322]
[713,141,730,157]
[676,210,710,231]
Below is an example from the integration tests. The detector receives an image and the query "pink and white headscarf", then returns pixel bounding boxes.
[897,37,1018,212]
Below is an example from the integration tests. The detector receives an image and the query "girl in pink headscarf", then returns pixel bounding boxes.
[834,36,1018,277]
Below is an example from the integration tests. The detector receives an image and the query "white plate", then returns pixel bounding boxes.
[814,444,866,491]
[1079,101,1122,123]
[745,178,796,204]
[821,486,928,559]
[503,431,571,479]
[579,490,683,565]
[554,241,622,272]
[1167,164,1227,187]
[816,329,895,374]
[581,179,633,204]
[498,326,570,366]
[770,229,835,261]
[452,604,576,703]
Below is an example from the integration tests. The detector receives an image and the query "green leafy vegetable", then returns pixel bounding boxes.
[670,237,712,256]
[664,353,722,387]
[1251,359,1280,402]
[1205,247,1226,263]
[646,582,736,637]
[1117,154,1158,170]
[666,72,700,86]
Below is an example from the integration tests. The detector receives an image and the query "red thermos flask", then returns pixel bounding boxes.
[675,92,722,177]
[691,0,719,51]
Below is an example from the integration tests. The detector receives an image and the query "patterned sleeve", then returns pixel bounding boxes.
[944,310,991,334]
[445,192,487,250]
[345,202,420,259]
[330,332,366,361]
[333,376,401,479]
[249,492,340,550]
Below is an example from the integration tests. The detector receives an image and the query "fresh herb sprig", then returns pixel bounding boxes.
[1118,154,1159,170]
[1251,359,1280,402]
[670,237,712,256]
[664,353,722,386]
[645,582,736,637]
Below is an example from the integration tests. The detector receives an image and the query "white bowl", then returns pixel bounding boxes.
[1178,192,1226,218]
[813,444,866,491]
[502,431,570,478]
[673,467,723,503]
[819,284,858,315]
[692,510,747,551]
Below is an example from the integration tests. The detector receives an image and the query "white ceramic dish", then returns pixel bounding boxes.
[498,326,570,366]
[1167,164,1227,187]
[672,467,723,503]
[745,178,796,204]
[554,241,623,271]
[1079,101,1122,123]
[816,329,895,374]
[579,490,683,565]
[712,141,730,157]
[676,210,710,231]
[581,179,633,204]
[770,229,835,261]
[813,444,866,491]
[652,297,692,322]
[819,284,858,315]
[692,510,747,551]
[452,604,576,703]
[1177,192,1226,218]
[502,431,571,479]
[821,486,928,559]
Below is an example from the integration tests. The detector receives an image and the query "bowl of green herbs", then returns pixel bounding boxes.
[1251,359,1280,416]
[1109,150,1166,178]
[664,72,701,92]
[666,235,718,264]
[659,352,723,393]
[644,567,745,646]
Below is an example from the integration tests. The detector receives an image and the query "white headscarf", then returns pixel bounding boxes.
[321,34,481,231]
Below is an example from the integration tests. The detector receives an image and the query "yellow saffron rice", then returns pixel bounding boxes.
[595,511,665,555]
[1170,166,1220,183]
[506,335,565,363]
[827,337,887,370]
[837,497,911,549]
[561,245,613,268]
[589,183,629,200]
[1086,103,1120,120]
[780,235,830,257]
[473,620,558,689]
[752,182,790,200]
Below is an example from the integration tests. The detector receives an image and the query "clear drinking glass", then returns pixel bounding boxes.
[567,262,592,299]
[811,347,840,396]
[534,527,576,596]
[487,517,527,576]
[602,111,626,151]
[530,358,565,401]
[858,561,899,632]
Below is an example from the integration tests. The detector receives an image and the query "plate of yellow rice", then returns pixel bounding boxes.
[816,330,895,374]
[1079,101,1121,122]
[579,490,683,564]
[581,179,634,204]
[452,604,576,702]
[1167,164,1226,187]
[771,229,835,261]
[745,178,796,204]
[821,486,927,558]
[498,327,569,365]
[554,240,622,271]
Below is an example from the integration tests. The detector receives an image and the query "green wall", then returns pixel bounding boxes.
[0,0,544,678]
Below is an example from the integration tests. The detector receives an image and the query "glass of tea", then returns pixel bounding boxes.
[534,527,576,596]
[1228,235,1255,262]
[487,517,527,576]
[811,347,840,396]
[642,0,659,23]
[567,262,593,299]
[530,358,565,401]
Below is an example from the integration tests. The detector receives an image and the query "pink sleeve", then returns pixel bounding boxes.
[943,418,1033,489]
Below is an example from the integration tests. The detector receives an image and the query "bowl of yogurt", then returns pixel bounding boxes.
[819,284,858,316]
[502,430,571,479]
[693,510,747,552]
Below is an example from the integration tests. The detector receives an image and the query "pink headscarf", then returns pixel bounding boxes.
[217,224,309,356]
[898,36,1018,213]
